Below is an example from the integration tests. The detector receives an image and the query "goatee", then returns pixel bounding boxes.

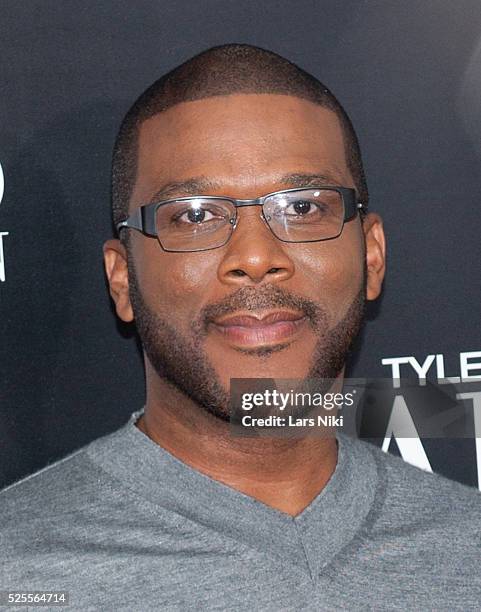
[127,254,365,421]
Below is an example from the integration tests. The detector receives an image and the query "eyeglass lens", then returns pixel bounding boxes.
[154,189,345,252]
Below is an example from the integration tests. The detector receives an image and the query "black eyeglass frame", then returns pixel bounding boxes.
[116,186,367,251]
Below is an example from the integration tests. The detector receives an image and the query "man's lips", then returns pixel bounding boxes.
[209,310,308,348]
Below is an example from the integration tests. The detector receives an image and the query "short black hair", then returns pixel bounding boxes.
[111,43,368,231]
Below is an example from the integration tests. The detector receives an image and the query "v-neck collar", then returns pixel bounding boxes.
[87,407,379,579]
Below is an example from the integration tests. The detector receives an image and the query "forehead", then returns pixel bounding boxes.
[131,93,351,205]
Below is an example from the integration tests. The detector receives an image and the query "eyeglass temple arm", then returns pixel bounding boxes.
[346,200,367,221]
[116,207,157,236]
[116,207,141,234]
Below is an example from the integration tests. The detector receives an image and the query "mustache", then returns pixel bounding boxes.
[196,284,327,334]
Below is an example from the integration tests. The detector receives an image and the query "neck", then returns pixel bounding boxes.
[136,363,340,517]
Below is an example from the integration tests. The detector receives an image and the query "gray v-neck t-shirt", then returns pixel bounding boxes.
[1,407,480,610]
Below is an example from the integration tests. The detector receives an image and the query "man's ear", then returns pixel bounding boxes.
[362,213,386,301]
[103,239,134,322]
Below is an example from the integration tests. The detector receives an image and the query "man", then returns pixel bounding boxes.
[1,44,480,610]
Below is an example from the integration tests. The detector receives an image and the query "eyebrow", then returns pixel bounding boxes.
[145,172,344,203]
[147,178,222,203]
[279,172,343,188]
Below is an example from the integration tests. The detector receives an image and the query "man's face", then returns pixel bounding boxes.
[105,94,385,418]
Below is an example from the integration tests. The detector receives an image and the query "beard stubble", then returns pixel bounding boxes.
[127,254,366,421]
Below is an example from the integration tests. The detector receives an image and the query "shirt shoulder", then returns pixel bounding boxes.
[360,437,481,514]
[0,428,124,525]
[345,436,481,578]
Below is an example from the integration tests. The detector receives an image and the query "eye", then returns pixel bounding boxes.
[283,199,327,217]
[290,200,314,216]
[173,206,217,224]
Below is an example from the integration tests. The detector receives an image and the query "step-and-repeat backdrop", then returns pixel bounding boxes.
[1,1,480,490]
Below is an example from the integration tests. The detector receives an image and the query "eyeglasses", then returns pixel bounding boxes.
[116,186,367,252]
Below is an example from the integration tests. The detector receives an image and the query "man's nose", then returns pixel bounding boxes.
[217,208,295,285]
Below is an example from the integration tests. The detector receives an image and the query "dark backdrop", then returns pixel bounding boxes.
[1,0,480,490]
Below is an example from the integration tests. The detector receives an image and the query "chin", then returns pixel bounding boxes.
[214,350,315,383]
